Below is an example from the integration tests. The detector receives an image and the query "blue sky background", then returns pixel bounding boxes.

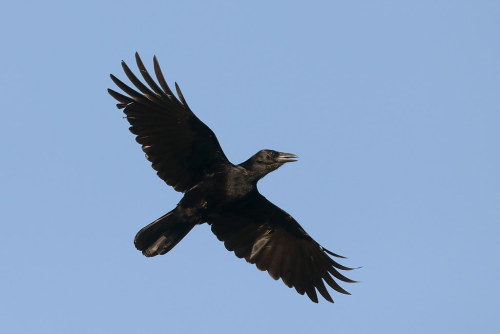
[1,1,499,333]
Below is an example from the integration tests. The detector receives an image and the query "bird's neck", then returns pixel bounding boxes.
[237,164,267,184]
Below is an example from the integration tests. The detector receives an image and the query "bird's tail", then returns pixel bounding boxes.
[134,210,195,257]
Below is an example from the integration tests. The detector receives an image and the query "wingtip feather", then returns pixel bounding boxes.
[322,247,347,258]
[175,82,190,108]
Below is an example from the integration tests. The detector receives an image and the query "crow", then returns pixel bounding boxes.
[108,53,356,303]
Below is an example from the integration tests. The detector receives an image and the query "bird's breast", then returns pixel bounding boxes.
[223,171,255,200]
[180,169,255,214]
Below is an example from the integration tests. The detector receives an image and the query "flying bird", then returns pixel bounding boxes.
[108,53,356,303]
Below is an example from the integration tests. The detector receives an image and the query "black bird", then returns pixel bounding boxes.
[108,53,356,303]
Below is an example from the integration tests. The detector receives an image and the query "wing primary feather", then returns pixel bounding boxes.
[121,61,164,106]
[308,252,334,303]
[315,250,355,292]
[299,246,319,303]
[175,82,190,109]
[304,275,318,303]
[304,280,318,303]
[109,74,159,109]
[322,247,346,258]
[134,52,171,100]
[107,88,134,104]
[327,266,358,283]
[327,257,356,271]
[315,277,334,303]
[322,271,351,295]
[153,56,178,103]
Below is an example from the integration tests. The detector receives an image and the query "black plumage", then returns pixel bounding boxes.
[108,53,356,303]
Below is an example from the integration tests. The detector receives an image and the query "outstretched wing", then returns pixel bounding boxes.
[208,192,356,303]
[108,53,231,192]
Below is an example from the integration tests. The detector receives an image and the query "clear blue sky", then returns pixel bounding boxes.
[1,1,499,333]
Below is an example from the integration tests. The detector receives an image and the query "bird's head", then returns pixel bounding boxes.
[241,149,298,180]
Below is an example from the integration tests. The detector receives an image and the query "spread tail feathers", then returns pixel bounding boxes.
[134,210,195,257]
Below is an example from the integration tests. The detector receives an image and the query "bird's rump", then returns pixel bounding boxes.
[108,53,230,193]
[208,192,355,303]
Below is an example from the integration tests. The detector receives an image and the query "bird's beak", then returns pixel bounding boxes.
[277,152,299,163]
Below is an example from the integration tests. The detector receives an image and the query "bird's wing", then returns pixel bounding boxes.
[108,53,231,193]
[208,192,356,303]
